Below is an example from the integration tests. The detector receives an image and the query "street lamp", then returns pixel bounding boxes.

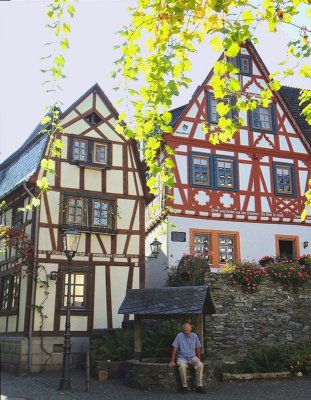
[146,238,162,259]
[59,228,81,391]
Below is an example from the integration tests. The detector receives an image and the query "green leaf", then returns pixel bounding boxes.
[164,158,175,169]
[41,116,51,125]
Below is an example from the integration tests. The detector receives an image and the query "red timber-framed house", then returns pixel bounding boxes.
[145,42,311,288]
[0,84,146,373]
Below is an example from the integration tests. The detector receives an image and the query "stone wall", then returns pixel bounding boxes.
[205,273,311,362]
[0,336,89,375]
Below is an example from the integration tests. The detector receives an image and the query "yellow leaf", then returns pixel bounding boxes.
[210,36,224,52]
[216,102,230,117]
[299,65,311,78]
[225,43,240,58]
[242,10,255,25]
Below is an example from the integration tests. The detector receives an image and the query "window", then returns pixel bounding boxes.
[62,193,116,233]
[227,55,252,76]
[250,104,276,133]
[63,272,86,309]
[190,153,238,191]
[0,274,20,312]
[275,235,299,260]
[72,139,87,161]
[67,197,87,226]
[192,155,211,186]
[207,93,236,124]
[191,229,240,267]
[92,200,111,227]
[70,136,110,168]
[94,143,108,164]
[57,267,91,314]
[84,112,102,126]
[273,162,296,197]
[12,205,23,227]
[216,158,235,189]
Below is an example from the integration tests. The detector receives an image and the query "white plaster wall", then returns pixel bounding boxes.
[106,170,123,194]
[117,199,135,229]
[76,94,92,114]
[7,316,17,332]
[60,316,88,331]
[96,95,111,118]
[38,227,53,251]
[93,266,107,329]
[65,120,90,135]
[45,192,60,224]
[110,267,129,328]
[17,269,29,332]
[34,263,58,331]
[98,124,123,142]
[0,317,6,331]
[112,144,123,167]
[166,215,311,272]
[60,163,79,188]
[60,110,79,127]
[84,169,102,191]
[145,225,169,288]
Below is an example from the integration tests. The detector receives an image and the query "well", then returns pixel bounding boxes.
[124,358,214,392]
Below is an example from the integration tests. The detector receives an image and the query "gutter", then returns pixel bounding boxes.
[23,181,40,374]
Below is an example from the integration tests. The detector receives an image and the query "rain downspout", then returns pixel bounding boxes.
[23,181,39,374]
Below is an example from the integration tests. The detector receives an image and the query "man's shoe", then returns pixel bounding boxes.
[196,386,206,394]
[181,387,188,394]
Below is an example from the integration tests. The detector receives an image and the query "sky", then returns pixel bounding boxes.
[0,0,310,163]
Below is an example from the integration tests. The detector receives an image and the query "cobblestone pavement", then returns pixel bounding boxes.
[1,369,311,400]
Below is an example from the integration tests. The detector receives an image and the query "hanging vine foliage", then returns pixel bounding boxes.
[111,0,311,218]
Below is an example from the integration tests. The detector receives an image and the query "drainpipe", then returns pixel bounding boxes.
[23,181,39,374]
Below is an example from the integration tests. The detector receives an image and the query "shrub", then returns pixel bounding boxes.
[265,259,310,287]
[142,320,181,358]
[99,329,134,361]
[167,255,210,286]
[226,260,266,292]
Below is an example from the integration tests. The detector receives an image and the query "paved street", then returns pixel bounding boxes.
[1,369,311,400]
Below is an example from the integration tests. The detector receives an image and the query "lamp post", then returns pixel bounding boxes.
[60,228,81,391]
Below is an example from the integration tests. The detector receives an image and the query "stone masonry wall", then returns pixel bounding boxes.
[204,273,311,362]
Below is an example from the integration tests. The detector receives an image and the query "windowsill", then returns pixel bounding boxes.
[251,127,275,134]
[61,224,117,235]
[69,160,111,170]
[0,310,19,316]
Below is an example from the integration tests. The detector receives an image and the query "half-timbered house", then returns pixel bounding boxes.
[0,84,146,373]
[145,42,311,288]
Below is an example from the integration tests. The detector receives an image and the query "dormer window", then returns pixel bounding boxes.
[70,136,111,168]
[84,112,102,126]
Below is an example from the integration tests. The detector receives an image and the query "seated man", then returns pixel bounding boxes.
[169,322,206,394]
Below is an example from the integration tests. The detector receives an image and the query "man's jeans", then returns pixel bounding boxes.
[176,356,204,388]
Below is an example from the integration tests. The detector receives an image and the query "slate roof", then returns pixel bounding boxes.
[0,123,49,199]
[279,86,311,146]
[118,286,215,316]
